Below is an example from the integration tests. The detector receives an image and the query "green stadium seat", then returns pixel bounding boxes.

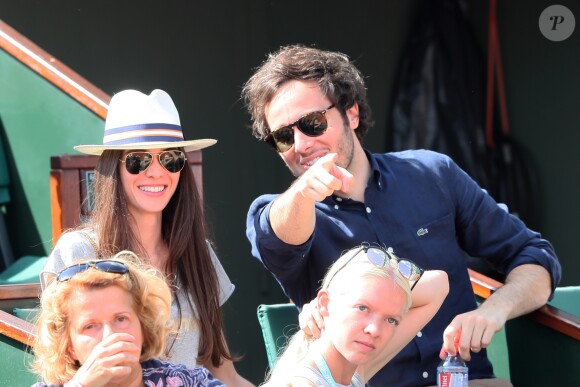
[548,286,580,317]
[256,303,299,369]
[0,256,47,285]
[12,307,40,323]
[0,333,39,385]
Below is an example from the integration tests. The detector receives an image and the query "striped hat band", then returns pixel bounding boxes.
[103,123,184,146]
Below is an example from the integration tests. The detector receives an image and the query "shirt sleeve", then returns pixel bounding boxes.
[207,242,235,306]
[445,155,562,294]
[246,194,313,275]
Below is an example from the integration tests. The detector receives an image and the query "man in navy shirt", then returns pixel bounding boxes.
[241,45,561,387]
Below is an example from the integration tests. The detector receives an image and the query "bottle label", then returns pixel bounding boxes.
[438,372,467,387]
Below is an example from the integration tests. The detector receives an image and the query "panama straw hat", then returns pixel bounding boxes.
[74,89,217,155]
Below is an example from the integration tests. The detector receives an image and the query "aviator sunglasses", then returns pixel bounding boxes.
[56,260,129,282]
[120,150,187,174]
[264,105,335,152]
[328,244,424,290]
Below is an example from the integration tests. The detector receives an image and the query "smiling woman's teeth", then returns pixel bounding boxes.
[139,186,165,193]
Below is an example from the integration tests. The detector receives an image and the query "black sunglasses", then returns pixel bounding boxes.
[56,260,129,282]
[264,105,335,152]
[328,244,424,290]
[119,150,187,174]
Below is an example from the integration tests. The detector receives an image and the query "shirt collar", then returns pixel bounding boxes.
[328,149,383,203]
[364,148,383,190]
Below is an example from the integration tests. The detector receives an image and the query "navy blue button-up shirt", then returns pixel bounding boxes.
[247,149,561,387]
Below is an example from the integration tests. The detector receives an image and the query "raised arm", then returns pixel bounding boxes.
[362,270,449,380]
[269,153,353,245]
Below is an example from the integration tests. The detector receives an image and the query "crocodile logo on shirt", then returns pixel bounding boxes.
[417,228,429,237]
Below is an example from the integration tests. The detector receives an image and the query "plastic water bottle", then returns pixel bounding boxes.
[437,352,468,387]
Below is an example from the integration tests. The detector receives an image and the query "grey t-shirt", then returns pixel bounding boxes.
[41,230,235,369]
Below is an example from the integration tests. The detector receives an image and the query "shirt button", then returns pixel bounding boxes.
[417,331,423,338]
[366,207,371,213]
[422,372,429,379]
[334,205,339,210]
[336,197,343,202]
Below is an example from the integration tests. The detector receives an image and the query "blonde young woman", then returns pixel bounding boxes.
[41,89,252,386]
[262,244,449,386]
[32,251,225,387]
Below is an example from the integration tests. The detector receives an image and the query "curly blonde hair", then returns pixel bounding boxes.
[31,251,173,384]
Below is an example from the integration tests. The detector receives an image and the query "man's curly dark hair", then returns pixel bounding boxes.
[242,44,374,144]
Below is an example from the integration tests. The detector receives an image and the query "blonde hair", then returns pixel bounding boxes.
[322,246,412,310]
[262,245,412,386]
[31,251,173,384]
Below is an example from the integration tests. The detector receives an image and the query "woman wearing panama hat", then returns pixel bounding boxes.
[41,89,254,386]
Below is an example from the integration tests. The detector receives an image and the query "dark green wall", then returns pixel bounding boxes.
[0,0,577,384]
[501,2,579,287]
[0,49,103,257]
[465,1,580,288]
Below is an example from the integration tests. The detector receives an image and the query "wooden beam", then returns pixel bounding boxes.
[0,19,110,118]
[0,284,41,300]
[0,309,36,347]
[468,268,503,298]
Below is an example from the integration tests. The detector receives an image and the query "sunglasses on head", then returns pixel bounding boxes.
[264,104,335,153]
[119,150,187,174]
[56,260,129,282]
[328,244,424,290]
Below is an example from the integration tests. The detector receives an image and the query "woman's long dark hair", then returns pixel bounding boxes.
[87,148,230,367]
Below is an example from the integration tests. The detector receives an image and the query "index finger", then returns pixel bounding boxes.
[331,165,354,193]
[317,153,354,193]
[442,325,460,356]
[318,152,338,166]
